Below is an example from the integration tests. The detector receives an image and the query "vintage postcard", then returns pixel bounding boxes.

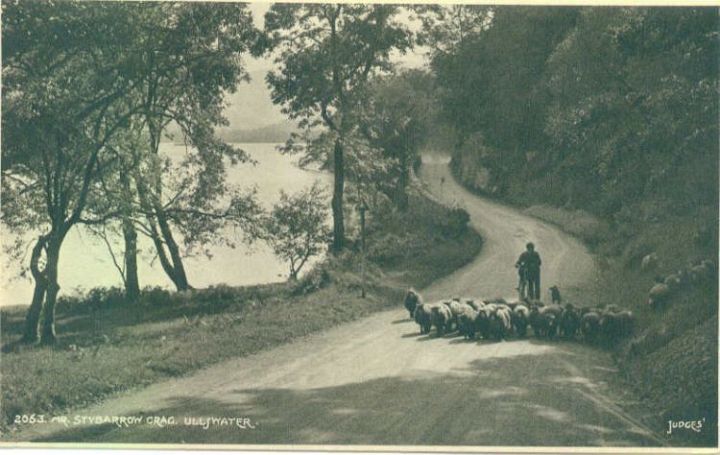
[0,1,717,453]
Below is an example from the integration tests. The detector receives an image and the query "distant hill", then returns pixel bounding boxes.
[161,69,296,144]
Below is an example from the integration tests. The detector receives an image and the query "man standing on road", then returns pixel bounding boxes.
[516,242,542,300]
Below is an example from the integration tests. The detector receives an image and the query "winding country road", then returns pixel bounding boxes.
[13,157,664,447]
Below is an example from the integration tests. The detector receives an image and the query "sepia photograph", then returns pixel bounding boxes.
[0,1,717,452]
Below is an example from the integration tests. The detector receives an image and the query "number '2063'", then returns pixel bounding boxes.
[14,414,46,425]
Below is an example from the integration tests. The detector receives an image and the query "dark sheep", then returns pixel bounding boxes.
[600,310,635,340]
[559,304,580,339]
[528,304,544,337]
[528,303,558,339]
[457,307,480,339]
[580,311,601,342]
[413,303,433,335]
[403,289,422,318]
[511,304,530,337]
[474,307,493,340]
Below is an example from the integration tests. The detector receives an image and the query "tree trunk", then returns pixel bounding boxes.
[331,137,345,254]
[155,206,190,291]
[22,236,48,343]
[122,217,140,302]
[39,235,62,345]
[136,176,190,292]
[23,282,46,343]
[120,170,140,302]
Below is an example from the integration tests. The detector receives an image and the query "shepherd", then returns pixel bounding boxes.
[516,242,542,300]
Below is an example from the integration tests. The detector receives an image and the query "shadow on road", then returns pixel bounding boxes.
[36,347,665,447]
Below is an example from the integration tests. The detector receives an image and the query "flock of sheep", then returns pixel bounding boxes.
[403,289,634,344]
[645,256,716,308]
[400,256,716,344]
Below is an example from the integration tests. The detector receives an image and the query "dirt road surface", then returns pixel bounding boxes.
[11,157,665,447]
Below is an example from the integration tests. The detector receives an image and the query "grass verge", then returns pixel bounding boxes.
[0,190,482,437]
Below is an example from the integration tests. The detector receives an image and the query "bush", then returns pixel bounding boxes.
[140,286,174,307]
[194,284,240,304]
[292,262,332,295]
[439,207,470,238]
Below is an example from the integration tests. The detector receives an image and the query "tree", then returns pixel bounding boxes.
[543,7,718,213]
[1,1,264,343]
[359,70,435,210]
[415,4,492,57]
[121,2,263,291]
[264,183,331,281]
[2,1,147,344]
[264,4,413,253]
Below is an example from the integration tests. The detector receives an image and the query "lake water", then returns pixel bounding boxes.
[0,143,331,307]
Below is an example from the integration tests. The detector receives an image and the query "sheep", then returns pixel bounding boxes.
[466,298,486,311]
[489,305,513,340]
[647,282,672,308]
[430,303,453,336]
[579,306,594,316]
[413,303,433,334]
[541,305,563,339]
[511,304,530,337]
[701,259,716,273]
[528,303,559,339]
[604,303,621,313]
[403,289,422,318]
[580,311,601,342]
[444,299,475,332]
[663,273,682,289]
[528,304,544,337]
[559,304,581,339]
[474,306,493,340]
[599,310,635,341]
[456,306,480,339]
[689,259,716,284]
[640,253,658,272]
[549,285,562,305]
[527,298,545,308]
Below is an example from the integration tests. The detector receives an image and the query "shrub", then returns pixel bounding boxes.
[439,207,470,238]
[140,286,174,307]
[263,182,331,281]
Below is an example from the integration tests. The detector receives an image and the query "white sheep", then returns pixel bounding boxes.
[640,253,658,272]
[647,282,673,308]
[430,303,453,336]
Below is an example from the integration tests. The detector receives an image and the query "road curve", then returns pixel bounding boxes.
[12,158,664,447]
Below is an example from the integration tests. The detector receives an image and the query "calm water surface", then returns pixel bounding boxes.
[0,143,331,307]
